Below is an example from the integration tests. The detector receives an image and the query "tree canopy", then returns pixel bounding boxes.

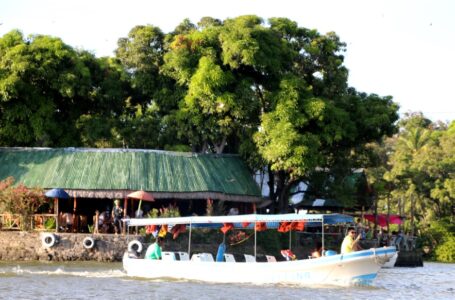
[1,16,400,213]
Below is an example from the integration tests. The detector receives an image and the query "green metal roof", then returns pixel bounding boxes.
[0,148,262,202]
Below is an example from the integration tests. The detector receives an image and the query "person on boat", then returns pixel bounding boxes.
[145,237,164,260]
[311,242,323,258]
[280,249,296,261]
[341,227,362,254]
[111,199,123,235]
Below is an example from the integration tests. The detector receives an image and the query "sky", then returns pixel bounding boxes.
[1,0,454,122]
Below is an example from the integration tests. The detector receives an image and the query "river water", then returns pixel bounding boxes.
[0,261,454,300]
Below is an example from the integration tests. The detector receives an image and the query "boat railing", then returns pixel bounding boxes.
[0,213,21,230]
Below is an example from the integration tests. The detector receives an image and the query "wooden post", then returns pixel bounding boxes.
[73,196,77,232]
[54,198,59,233]
[123,197,128,217]
[123,197,127,235]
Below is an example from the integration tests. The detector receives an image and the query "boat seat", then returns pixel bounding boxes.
[244,254,256,263]
[162,251,176,261]
[266,255,277,262]
[224,253,236,262]
[191,253,214,262]
[175,251,190,261]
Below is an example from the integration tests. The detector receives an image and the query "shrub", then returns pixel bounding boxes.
[0,176,46,231]
[419,217,455,262]
[435,236,455,263]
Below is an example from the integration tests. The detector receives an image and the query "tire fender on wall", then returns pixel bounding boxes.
[127,240,143,254]
[83,236,96,249]
[41,233,57,248]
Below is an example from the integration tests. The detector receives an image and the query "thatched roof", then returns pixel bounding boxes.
[0,148,262,203]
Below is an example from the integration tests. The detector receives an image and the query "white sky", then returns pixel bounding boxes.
[1,0,454,122]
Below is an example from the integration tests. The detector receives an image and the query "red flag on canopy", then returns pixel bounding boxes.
[146,225,157,234]
[278,222,292,233]
[221,223,234,234]
[158,224,168,238]
[171,224,186,239]
[255,222,267,231]
[241,222,250,228]
[291,221,305,232]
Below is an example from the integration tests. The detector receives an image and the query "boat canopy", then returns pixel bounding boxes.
[125,213,353,227]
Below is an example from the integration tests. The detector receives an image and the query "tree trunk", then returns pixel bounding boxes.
[373,195,378,238]
[410,194,415,236]
[386,191,391,233]
[214,136,227,154]
[267,165,277,213]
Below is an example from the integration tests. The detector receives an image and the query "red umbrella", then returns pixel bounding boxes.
[127,190,155,201]
[127,190,155,213]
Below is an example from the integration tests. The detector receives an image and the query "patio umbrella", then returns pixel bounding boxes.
[127,190,155,213]
[44,188,70,232]
[45,188,70,199]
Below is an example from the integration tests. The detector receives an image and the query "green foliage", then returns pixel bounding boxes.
[381,114,454,237]
[146,204,181,219]
[0,30,128,147]
[44,217,56,230]
[435,236,455,262]
[0,17,400,214]
[419,218,455,262]
[257,230,282,256]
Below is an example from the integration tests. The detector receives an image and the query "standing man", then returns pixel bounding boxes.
[112,199,123,235]
[341,227,362,254]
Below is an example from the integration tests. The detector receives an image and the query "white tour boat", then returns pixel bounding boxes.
[123,213,396,286]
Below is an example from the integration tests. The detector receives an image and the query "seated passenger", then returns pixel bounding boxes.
[98,208,111,233]
[145,237,164,260]
[280,249,296,261]
[311,242,323,258]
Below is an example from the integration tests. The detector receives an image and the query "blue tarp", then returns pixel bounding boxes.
[189,214,353,229]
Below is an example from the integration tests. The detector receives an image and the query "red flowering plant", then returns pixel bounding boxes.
[0,176,46,231]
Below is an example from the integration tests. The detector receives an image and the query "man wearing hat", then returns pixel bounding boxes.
[112,199,123,234]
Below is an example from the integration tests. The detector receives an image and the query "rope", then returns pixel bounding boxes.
[229,233,253,246]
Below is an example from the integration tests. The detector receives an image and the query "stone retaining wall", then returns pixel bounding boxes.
[0,231,142,262]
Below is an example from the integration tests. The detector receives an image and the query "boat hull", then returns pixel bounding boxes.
[382,252,398,268]
[123,246,396,286]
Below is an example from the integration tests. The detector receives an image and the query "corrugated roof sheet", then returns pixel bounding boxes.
[0,148,262,202]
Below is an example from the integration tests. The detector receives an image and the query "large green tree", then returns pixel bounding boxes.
[0,30,128,147]
[160,16,399,211]
[384,113,454,234]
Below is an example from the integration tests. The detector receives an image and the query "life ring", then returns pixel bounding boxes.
[127,240,143,254]
[83,237,96,249]
[42,233,57,248]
